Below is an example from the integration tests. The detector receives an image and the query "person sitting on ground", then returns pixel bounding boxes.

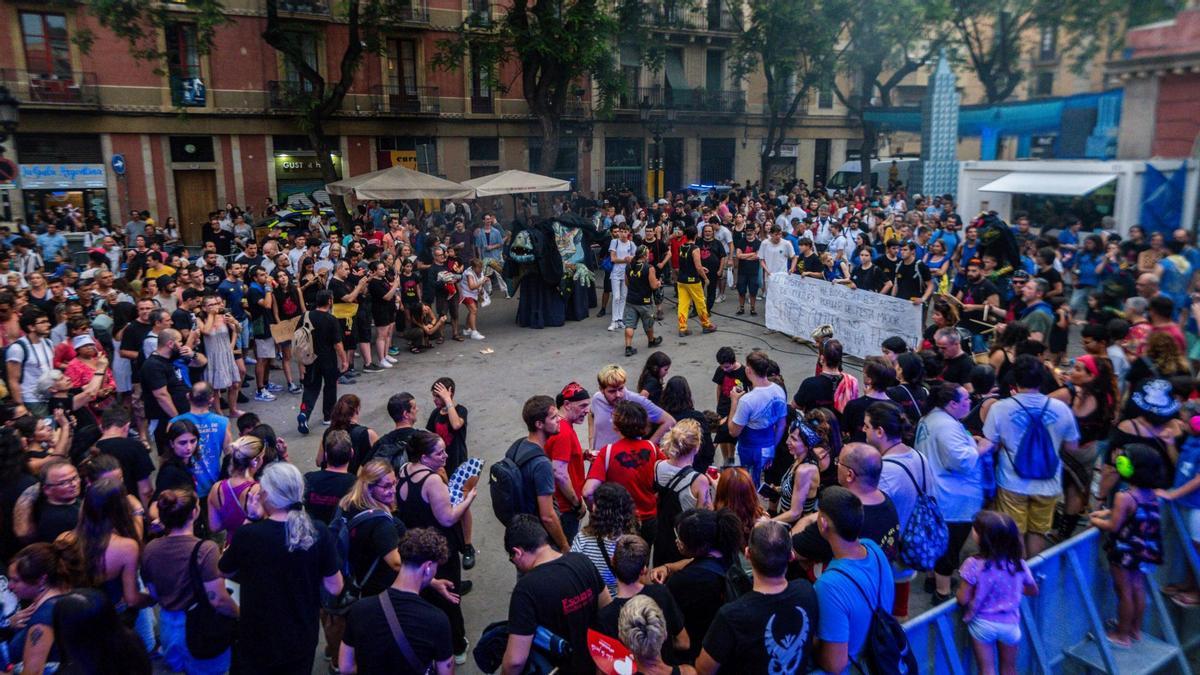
[403,303,448,354]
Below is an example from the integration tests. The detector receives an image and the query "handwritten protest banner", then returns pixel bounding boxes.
[764,274,923,358]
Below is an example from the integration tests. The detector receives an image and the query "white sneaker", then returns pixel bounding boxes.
[383,355,398,365]
[717,293,726,303]
[607,322,619,331]
[470,331,486,340]
[378,359,394,368]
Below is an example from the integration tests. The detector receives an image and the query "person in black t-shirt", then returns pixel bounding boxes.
[874,239,901,292]
[93,406,154,506]
[891,242,933,305]
[340,528,458,675]
[699,224,727,311]
[1035,247,1064,298]
[338,459,406,599]
[503,514,610,674]
[934,327,975,385]
[141,328,205,452]
[623,247,663,357]
[200,251,225,292]
[298,291,349,433]
[698,520,819,675]
[594,535,688,666]
[734,230,762,315]
[791,238,823,279]
[956,259,1002,336]
[304,429,357,525]
[218,462,341,675]
[791,444,899,566]
[712,346,749,463]
[850,248,884,292]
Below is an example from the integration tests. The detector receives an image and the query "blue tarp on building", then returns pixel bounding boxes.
[864,89,1123,160]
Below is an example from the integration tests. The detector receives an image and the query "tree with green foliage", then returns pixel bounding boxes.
[82,0,419,228]
[832,0,951,190]
[432,0,636,177]
[728,0,843,188]
[949,0,1180,104]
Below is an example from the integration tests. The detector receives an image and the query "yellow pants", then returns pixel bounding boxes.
[677,282,712,331]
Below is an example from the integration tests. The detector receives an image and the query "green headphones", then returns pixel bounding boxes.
[1115,454,1135,479]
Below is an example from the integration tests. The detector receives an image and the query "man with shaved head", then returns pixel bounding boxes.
[789,442,900,566]
[141,327,206,452]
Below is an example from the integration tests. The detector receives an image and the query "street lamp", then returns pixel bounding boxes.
[0,85,19,156]
[638,96,675,200]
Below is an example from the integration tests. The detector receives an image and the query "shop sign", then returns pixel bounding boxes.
[274,155,341,179]
[19,164,108,190]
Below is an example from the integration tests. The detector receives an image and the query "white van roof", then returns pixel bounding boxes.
[833,157,920,173]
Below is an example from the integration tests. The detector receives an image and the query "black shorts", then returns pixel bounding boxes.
[351,314,373,344]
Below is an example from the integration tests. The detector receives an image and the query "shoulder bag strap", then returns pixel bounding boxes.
[596,536,616,575]
[604,443,614,475]
[188,540,212,609]
[378,592,427,673]
[882,457,925,496]
[665,465,698,493]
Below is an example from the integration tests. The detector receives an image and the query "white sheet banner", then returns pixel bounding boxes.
[764,273,923,358]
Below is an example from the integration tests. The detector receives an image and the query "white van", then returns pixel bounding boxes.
[826,157,921,195]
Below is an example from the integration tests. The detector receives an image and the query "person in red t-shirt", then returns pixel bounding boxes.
[583,399,666,546]
[544,382,591,541]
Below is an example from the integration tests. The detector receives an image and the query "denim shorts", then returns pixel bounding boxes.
[158,608,231,675]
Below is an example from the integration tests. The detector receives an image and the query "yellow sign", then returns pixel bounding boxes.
[385,150,434,211]
[388,150,418,170]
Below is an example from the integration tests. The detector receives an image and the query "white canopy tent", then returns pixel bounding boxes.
[461,169,571,197]
[325,165,473,200]
[978,172,1117,196]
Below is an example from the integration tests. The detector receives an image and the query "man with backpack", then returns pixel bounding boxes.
[696,520,819,675]
[865,401,944,619]
[339,528,457,675]
[365,393,420,472]
[983,354,1080,556]
[296,289,346,435]
[490,395,569,552]
[815,487,907,675]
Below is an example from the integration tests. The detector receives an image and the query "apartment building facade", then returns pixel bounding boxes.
[0,0,860,240]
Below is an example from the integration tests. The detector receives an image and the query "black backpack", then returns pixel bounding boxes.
[368,429,414,473]
[694,554,753,604]
[489,441,544,527]
[655,464,698,535]
[326,507,393,612]
[829,545,918,675]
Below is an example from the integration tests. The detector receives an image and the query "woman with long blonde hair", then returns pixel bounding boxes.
[653,419,713,566]
[206,435,264,537]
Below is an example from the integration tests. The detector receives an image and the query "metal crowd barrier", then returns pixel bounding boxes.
[904,502,1200,674]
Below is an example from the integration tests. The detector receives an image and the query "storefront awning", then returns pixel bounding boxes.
[979,171,1117,196]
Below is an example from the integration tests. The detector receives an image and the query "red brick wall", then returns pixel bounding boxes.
[239,136,270,206]
[1153,73,1200,158]
[110,134,148,216]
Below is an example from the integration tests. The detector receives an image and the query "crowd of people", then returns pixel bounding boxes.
[0,177,1197,675]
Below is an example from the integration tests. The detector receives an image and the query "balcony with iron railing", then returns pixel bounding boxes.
[267,80,319,112]
[393,0,431,24]
[277,0,330,14]
[618,86,745,114]
[0,69,99,108]
[467,3,500,27]
[369,84,440,115]
[645,1,739,32]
